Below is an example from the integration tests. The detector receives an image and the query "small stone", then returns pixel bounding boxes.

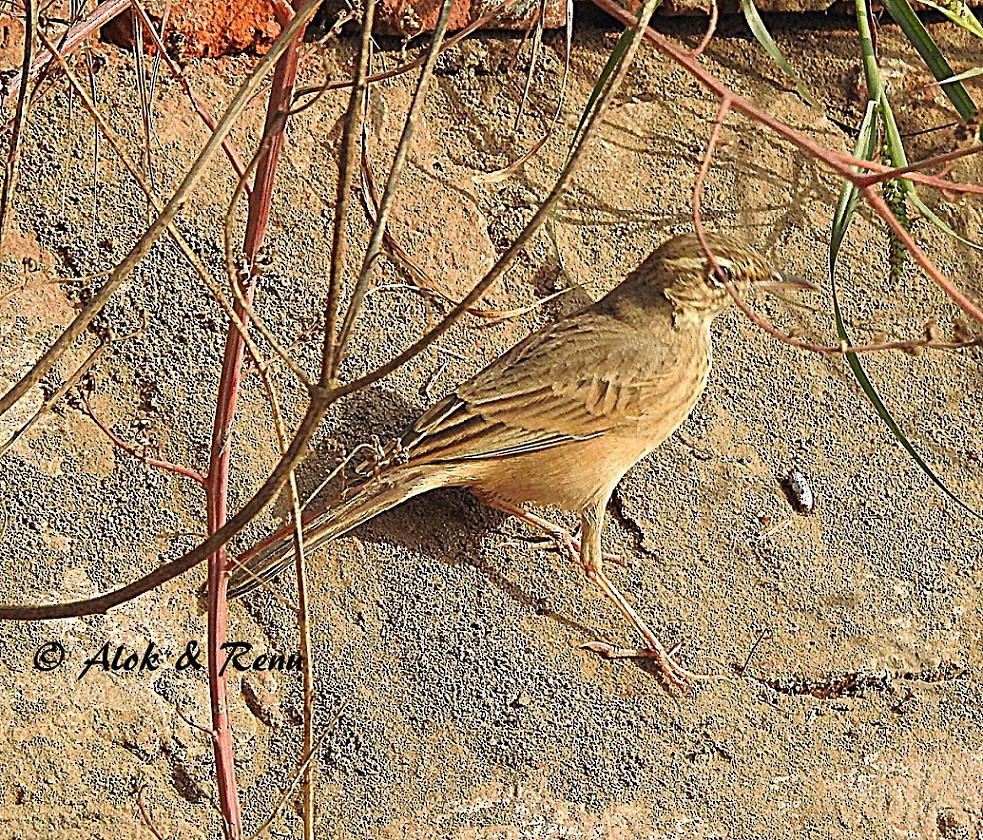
[782,469,815,514]
[936,807,970,840]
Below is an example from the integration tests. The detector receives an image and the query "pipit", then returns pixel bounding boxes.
[229,232,813,685]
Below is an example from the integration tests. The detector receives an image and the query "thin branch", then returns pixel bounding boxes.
[360,145,564,320]
[854,143,983,188]
[590,0,983,325]
[691,0,719,58]
[474,0,573,185]
[244,698,348,840]
[726,281,982,354]
[513,0,545,131]
[126,0,251,190]
[0,270,110,305]
[203,11,310,835]
[0,0,36,259]
[173,702,215,740]
[81,394,207,485]
[1,0,128,111]
[290,471,315,840]
[0,340,107,459]
[250,345,316,838]
[135,784,169,840]
[862,183,983,322]
[332,0,458,370]
[222,137,314,390]
[0,0,322,421]
[85,44,100,244]
[321,0,377,384]
[130,1,155,192]
[32,28,276,402]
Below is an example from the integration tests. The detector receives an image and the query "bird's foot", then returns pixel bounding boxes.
[563,529,625,567]
[524,527,625,568]
[484,499,625,566]
[580,640,720,687]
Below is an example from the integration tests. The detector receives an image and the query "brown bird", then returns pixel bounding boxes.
[228,232,813,685]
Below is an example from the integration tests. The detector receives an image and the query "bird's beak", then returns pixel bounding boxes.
[755,270,819,293]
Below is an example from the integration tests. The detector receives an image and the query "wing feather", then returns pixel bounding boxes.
[393,310,680,464]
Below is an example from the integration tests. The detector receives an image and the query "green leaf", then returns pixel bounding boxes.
[909,190,983,251]
[878,91,910,173]
[829,25,982,521]
[830,100,880,273]
[880,0,978,120]
[568,26,634,159]
[739,0,820,108]
[916,0,983,40]
[878,92,983,251]
[935,65,983,85]
[830,279,983,522]
[856,0,883,100]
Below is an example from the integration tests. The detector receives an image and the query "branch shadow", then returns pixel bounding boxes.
[242,383,602,643]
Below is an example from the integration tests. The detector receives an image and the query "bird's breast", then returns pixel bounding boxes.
[472,350,712,512]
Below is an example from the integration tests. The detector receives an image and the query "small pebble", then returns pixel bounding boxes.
[783,469,815,514]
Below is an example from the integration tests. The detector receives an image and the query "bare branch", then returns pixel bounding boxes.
[591,0,983,325]
[0,0,36,259]
[321,0,377,384]
[81,393,207,486]
[127,0,251,189]
[0,340,106,459]
[0,0,322,421]
[332,0,458,369]
[33,28,277,401]
[1,0,128,110]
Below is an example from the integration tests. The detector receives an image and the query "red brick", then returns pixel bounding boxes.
[102,0,566,57]
[103,0,280,58]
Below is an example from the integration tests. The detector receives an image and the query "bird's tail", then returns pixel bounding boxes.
[227,463,459,599]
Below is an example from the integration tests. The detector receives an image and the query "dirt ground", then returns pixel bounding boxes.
[1,9,982,839]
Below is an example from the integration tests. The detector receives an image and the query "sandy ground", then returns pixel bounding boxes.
[1,11,982,839]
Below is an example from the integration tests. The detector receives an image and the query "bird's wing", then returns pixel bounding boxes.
[397,313,679,464]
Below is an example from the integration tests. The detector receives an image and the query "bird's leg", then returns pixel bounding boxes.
[577,496,714,687]
[483,498,623,567]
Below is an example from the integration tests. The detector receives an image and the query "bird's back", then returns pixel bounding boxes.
[388,295,713,510]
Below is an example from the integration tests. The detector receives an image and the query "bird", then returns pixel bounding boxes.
[228,231,814,685]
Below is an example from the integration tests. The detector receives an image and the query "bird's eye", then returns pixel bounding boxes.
[709,264,731,287]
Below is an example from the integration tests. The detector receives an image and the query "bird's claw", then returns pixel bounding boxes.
[579,640,720,687]
[547,530,625,567]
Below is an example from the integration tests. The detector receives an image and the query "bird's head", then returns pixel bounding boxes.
[646,232,814,323]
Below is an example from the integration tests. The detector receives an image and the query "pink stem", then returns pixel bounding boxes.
[3,0,129,109]
[590,0,983,199]
[202,12,306,838]
[126,0,251,191]
[691,0,719,59]
[84,397,206,485]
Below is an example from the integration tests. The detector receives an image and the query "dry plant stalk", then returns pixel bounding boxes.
[0,0,980,638]
[0,0,36,258]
